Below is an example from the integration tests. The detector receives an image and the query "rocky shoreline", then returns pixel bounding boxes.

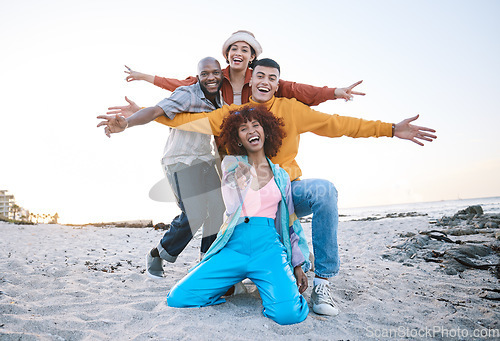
[383,205,500,290]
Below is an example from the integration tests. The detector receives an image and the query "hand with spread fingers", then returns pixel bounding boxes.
[107,96,141,118]
[334,80,366,101]
[394,115,437,146]
[96,114,128,138]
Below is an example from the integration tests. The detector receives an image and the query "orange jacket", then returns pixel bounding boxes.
[153,66,337,106]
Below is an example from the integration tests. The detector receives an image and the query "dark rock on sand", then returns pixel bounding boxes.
[445,244,492,258]
[383,205,499,277]
[460,205,484,216]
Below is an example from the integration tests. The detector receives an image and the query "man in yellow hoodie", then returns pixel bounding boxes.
[98,58,437,316]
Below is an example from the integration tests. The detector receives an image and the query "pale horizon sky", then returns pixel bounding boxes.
[1,0,499,224]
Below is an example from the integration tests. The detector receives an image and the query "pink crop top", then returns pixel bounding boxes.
[241,177,282,219]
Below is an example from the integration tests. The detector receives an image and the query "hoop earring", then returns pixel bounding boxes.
[238,142,242,147]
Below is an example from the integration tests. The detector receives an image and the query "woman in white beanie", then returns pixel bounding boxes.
[122,30,364,108]
[219,30,261,105]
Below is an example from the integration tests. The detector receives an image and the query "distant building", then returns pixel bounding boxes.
[0,190,15,219]
[0,190,29,220]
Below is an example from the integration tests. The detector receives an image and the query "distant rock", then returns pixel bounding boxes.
[465,205,484,215]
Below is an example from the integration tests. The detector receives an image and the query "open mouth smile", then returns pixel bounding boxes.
[248,135,260,145]
[205,81,219,89]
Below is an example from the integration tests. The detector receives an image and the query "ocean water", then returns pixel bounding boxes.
[338,196,500,222]
[151,196,500,225]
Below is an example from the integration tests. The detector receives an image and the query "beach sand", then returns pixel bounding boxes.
[1,215,499,340]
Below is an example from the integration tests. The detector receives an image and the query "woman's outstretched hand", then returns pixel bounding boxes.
[124,65,155,84]
[334,80,366,101]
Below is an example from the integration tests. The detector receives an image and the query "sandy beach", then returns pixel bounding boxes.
[1,210,499,340]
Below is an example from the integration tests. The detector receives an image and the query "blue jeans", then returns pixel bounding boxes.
[157,160,225,262]
[167,217,309,325]
[291,179,339,278]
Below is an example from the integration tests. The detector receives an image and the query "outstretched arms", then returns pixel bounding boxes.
[98,85,218,137]
[290,100,436,146]
[97,106,164,137]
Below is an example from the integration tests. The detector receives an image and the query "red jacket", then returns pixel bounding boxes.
[153,66,337,106]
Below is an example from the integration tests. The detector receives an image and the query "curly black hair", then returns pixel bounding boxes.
[219,105,286,158]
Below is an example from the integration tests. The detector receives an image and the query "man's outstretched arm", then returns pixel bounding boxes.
[97,106,164,137]
[98,86,208,137]
[154,104,238,136]
[292,101,437,145]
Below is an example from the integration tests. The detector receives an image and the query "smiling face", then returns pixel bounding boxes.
[197,58,223,98]
[249,65,279,103]
[227,41,255,71]
[238,118,266,156]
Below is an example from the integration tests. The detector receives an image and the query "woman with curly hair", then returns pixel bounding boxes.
[166,105,311,325]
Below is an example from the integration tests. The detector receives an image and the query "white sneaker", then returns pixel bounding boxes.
[233,281,247,295]
[311,282,339,316]
[146,253,164,279]
[222,281,248,297]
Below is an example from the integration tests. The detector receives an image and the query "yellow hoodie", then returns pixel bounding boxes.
[155,96,393,181]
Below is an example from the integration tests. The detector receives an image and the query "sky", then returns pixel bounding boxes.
[1,0,499,224]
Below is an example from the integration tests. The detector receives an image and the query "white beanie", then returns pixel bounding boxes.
[222,30,263,60]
